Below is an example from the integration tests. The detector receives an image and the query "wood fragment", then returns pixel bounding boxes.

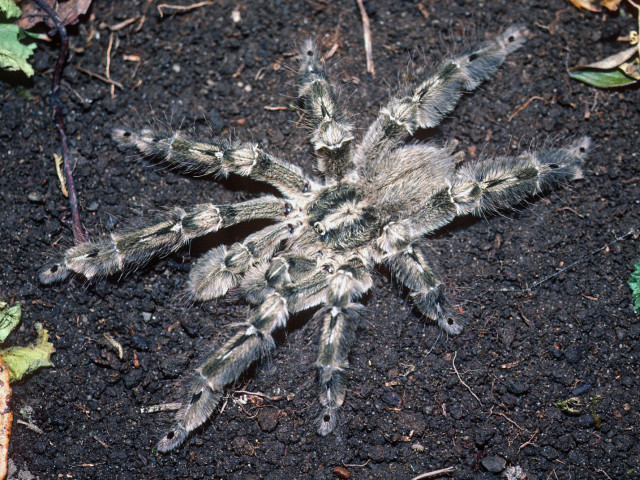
[16,419,44,434]
[416,1,429,19]
[355,0,375,76]
[54,153,68,197]
[106,32,116,98]
[0,356,11,480]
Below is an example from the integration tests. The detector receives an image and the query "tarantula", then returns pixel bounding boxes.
[40,25,589,451]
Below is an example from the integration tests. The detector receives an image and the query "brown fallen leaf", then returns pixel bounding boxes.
[0,356,11,480]
[18,0,93,30]
[600,0,623,10]
[566,0,602,11]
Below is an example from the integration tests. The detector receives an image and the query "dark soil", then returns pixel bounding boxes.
[2,1,639,479]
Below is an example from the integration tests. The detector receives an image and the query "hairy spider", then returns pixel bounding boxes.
[40,26,589,451]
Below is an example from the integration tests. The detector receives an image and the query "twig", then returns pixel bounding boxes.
[234,390,285,401]
[508,95,555,122]
[106,32,116,98]
[355,0,375,76]
[33,0,88,243]
[518,427,539,452]
[496,412,526,431]
[342,459,370,468]
[76,66,124,88]
[100,17,139,31]
[157,1,215,18]
[410,466,456,480]
[452,351,482,406]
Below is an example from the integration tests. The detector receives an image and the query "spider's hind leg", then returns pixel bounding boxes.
[298,40,355,181]
[157,291,289,452]
[315,257,372,435]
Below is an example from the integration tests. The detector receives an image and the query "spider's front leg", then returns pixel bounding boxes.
[355,25,528,167]
[114,128,318,197]
[298,40,355,181]
[445,137,589,218]
[39,198,289,283]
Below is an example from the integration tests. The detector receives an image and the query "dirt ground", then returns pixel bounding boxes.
[1,0,639,479]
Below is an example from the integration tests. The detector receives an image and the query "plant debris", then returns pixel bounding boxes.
[568,0,640,87]
[0,0,38,76]
[17,0,92,30]
[0,302,55,382]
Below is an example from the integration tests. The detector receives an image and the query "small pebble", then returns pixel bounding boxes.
[481,455,506,473]
[27,192,44,203]
[332,466,350,479]
[571,384,592,396]
[381,391,402,406]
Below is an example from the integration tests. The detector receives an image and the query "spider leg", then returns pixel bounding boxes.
[159,254,370,451]
[406,137,589,236]
[447,137,588,219]
[298,40,355,182]
[315,256,371,435]
[39,197,289,283]
[157,291,289,452]
[354,26,528,167]
[113,128,318,198]
[386,242,461,335]
[189,222,295,301]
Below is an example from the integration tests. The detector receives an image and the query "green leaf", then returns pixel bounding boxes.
[0,323,55,382]
[0,22,37,76]
[569,67,638,88]
[629,259,640,313]
[0,302,21,343]
[0,0,21,19]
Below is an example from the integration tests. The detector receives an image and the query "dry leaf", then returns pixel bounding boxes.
[18,0,92,30]
[600,0,622,10]
[573,46,638,70]
[0,356,11,480]
[567,0,602,11]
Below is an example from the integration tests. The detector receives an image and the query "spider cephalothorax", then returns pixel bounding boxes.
[40,26,589,451]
